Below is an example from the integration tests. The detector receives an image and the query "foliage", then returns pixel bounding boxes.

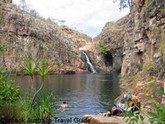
[27,57,53,122]
[97,42,109,56]
[148,82,165,124]
[0,67,8,82]
[142,62,160,76]
[0,102,22,122]
[19,96,31,121]
[38,57,49,77]
[20,93,54,123]
[0,67,21,120]
[158,40,165,51]
[38,92,54,120]
[0,44,6,52]
[148,102,165,124]
[23,53,36,76]
[23,53,36,90]
[0,57,54,123]
[31,57,49,110]
[0,80,20,103]
[0,67,20,103]
[122,110,144,124]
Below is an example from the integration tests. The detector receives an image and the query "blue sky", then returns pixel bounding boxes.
[13,0,129,37]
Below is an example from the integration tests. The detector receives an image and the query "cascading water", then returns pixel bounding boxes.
[82,51,96,73]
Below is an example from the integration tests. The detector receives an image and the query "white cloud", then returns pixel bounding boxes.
[13,0,129,37]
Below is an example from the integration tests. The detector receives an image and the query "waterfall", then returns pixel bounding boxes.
[82,51,96,73]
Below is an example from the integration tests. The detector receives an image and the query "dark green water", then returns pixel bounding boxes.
[11,72,120,123]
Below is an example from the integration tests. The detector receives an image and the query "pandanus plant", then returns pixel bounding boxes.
[31,57,49,109]
[23,53,36,90]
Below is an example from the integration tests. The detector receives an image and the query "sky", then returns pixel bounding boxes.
[13,0,129,37]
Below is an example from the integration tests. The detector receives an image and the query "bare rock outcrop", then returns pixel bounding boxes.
[0,2,91,73]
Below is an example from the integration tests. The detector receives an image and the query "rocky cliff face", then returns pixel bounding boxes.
[94,0,165,79]
[0,2,91,73]
[121,0,165,78]
[93,14,133,72]
[90,0,165,110]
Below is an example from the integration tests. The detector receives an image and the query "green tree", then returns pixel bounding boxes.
[114,0,131,10]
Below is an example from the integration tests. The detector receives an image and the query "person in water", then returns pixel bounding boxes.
[60,101,68,109]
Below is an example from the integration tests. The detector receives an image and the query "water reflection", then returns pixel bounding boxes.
[11,72,120,119]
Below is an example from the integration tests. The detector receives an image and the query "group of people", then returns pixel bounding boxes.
[106,93,141,116]
[59,93,141,117]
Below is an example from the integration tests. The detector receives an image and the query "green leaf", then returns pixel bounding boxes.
[38,57,49,77]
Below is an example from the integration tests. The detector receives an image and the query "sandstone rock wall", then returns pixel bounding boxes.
[94,0,165,78]
[0,2,90,73]
[121,0,165,77]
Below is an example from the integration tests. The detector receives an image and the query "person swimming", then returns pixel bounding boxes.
[60,101,68,109]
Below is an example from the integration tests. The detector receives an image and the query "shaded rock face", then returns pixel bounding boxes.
[93,14,133,73]
[0,2,90,73]
[94,0,165,78]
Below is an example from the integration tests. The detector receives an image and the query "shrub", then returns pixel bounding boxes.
[148,102,165,124]
[122,110,144,124]
[0,67,21,121]
[20,93,54,123]
[97,42,109,55]
[0,58,54,123]
[158,40,165,51]
[142,63,160,76]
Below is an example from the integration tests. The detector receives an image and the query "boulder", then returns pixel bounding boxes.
[80,114,126,124]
